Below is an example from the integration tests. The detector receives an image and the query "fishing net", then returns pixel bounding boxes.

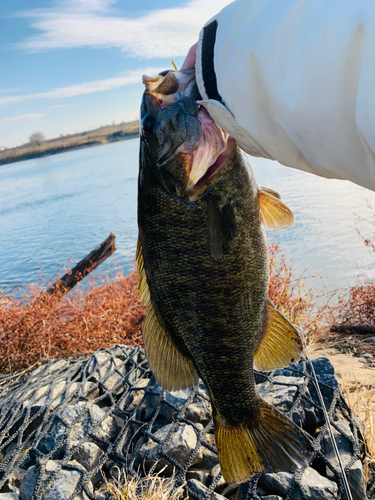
[0,344,370,500]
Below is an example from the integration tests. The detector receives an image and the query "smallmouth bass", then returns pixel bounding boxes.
[137,68,313,484]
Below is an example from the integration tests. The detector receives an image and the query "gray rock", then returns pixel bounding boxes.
[185,401,211,424]
[138,423,201,473]
[160,388,192,421]
[185,385,211,424]
[187,479,227,500]
[209,464,227,492]
[186,470,210,486]
[81,382,100,400]
[298,467,338,499]
[310,357,338,388]
[258,376,305,392]
[72,441,103,471]
[260,497,283,500]
[23,381,80,412]
[144,382,211,423]
[257,376,317,427]
[259,384,298,414]
[259,468,338,500]
[1,468,26,494]
[346,460,367,500]
[0,494,20,500]
[20,461,60,500]
[258,472,294,496]
[73,493,90,500]
[72,442,104,485]
[194,434,219,470]
[38,401,117,454]
[26,359,68,383]
[42,468,81,500]
[124,378,150,411]
[87,351,127,392]
[19,460,92,500]
[322,420,366,500]
[19,466,39,500]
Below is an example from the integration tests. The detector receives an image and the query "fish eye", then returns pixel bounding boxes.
[142,114,155,133]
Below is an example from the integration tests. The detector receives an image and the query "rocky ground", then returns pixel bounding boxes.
[0,345,371,500]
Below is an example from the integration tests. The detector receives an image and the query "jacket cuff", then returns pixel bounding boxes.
[196,20,222,103]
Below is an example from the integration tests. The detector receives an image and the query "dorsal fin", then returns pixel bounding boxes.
[258,187,294,230]
[254,300,302,371]
[136,237,199,391]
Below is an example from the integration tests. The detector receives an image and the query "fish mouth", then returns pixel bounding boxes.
[142,70,196,109]
[142,69,230,199]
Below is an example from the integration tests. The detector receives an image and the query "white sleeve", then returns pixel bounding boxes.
[195,0,375,191]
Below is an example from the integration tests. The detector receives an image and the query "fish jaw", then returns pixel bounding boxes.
[142,69,196,110]
[140,69,230,199]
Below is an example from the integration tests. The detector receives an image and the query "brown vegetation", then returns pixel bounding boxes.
[0,121,139,166]
[104,467,186,500]
[0,270,144,374]
[268,243,333,343]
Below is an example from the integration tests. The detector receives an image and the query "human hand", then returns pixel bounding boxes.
[180,42,198,70]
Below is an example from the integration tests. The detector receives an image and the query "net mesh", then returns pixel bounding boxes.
[0,345,370,500]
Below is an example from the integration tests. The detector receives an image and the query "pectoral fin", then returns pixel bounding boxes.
[136,237,199,391]
[254,301,302,371]
[207,192,236,260]
[208,192,224,259]
[258,187,294,230]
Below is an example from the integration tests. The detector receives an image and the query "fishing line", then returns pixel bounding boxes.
[301,332,354,500]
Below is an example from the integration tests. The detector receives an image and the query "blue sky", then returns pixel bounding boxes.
[0,0,230,147]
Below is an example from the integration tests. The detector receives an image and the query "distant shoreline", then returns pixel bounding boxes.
[0,121,139,167]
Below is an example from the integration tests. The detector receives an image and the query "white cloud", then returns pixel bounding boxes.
[0,113,44,126]
[0,67,161,109]
[47,104,65,109]
[14,0,231,57]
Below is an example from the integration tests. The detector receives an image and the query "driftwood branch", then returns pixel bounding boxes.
[46,233,116,296]
[330,324,375,335]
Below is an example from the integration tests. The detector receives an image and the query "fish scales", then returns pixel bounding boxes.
[137,68,313,484]
[139,142,267,420]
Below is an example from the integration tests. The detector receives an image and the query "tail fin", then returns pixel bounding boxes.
[214,400,314,484]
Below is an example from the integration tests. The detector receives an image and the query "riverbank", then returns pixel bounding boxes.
[0,121,139,166]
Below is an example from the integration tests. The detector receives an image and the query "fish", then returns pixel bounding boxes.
[136,68,313,484]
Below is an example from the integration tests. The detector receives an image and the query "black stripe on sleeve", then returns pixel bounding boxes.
[201,20,222,102]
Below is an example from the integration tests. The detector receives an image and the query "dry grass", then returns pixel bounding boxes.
[332,280,375,326]
[0,270,144,374]
[103,468,186,500]
[340,377,375,475]
[328,280,375,469]
[268,243,334,343]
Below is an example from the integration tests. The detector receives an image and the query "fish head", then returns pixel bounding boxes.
[140,69,231,200]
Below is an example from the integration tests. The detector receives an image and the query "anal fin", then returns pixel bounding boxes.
[136,237,199,391]
[254,301,302,371]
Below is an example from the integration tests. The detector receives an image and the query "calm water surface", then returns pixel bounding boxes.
[1,138,375,293]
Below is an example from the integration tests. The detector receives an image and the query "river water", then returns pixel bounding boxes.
[1,138,375,294]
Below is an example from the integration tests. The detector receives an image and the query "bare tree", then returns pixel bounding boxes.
[29,132,45,147]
